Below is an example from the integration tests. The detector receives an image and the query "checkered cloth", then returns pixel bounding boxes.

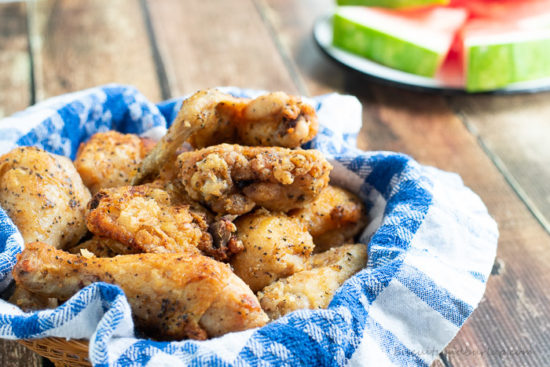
[0,85,498,367]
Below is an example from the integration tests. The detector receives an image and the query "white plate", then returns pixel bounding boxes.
[313,14,550,94]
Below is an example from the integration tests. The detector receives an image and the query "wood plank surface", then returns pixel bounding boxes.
[146,0,299,97]
[258,0,550,366]
[0,3,43,366]
[447,93,550,232]
[29,0,162,102]
[0,1,31,118]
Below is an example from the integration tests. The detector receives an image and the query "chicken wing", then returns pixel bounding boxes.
[13,242,268,340]
[0,147,91,248]
[133,89,318,184]
[290,185,368,252]
[257,244,367,320]
[230,210,314,292]
[177,144,332,215]
[75,131,155,194]
[133,89,241,184]
[189,91,318,148]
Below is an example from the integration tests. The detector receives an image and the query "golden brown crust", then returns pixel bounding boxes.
[13,242,268,340]
[133,89,319,184]
[75,131,154,194]
[230,210,314,292]
[86,184,209,255]
[9,286,58,312]
[189,91,318,148]
[68,236,134,257]
[290,185,368,252]
[258,244,367,319]
[0,146,91,249]
[177,144,332,215]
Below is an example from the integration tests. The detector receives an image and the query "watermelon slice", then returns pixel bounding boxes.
[332,7,468,77]
[450,0,550,27]
[462,19,550,91]
[336,0,449,9]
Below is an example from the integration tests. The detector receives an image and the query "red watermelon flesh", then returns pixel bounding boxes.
[450,0,550,27]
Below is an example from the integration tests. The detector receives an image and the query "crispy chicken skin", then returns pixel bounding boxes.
[290,185,368,252]
[133,89,318,184]
[68,236,133,257]
[133,89,240,184]
[258,244,367,320]
[177,144,332,215]
[9,286,58,312]
[75,131,155,194]
[230,210,314,292]
[189,91,318,148]
[0,147,91,248]
[13,242,268,340]
[87,184,208,255]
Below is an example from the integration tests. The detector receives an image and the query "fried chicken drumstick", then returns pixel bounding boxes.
[177,144,332,215]
[133,89,318,184]
[14,242,269,340]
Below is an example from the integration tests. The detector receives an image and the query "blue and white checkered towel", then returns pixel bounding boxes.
[0,85,498,367]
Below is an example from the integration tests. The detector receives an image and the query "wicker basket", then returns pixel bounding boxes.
[18,338,91,367]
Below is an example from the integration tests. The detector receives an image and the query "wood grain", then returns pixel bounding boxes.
[447,93,550,232]
[259,0,550,366]
[29,0,162,102]
[0,2,31,118]
[146,0,299,97]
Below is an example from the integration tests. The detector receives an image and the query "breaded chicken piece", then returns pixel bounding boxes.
[0,147,91,248]
[87,184,207,255]
[68,236,133,257]
[9,286,58,312]
[290,185,368,252]
[75,131,155,194]
[230,210,314,292]
[189,91,318,148]
[133,89,318,184]
[14,242,268,340]
[258,244,367,320]
[133,89,239,184]
[87,184,242,261]
[177,144,332,215]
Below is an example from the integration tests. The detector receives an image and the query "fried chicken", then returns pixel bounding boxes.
[258,244,367,320]
[9,286,58,312]
[13,242,269,340]
[290,185,368,252]
[87,184,208,255]
[68,236,133,257]
[87,184,242,260]
[230,210,314,292]
[0,147,91,248]
[133,89,318,184]
[75,131,155,194]
[189,91,318,148]
[177,144,332,215]
[133,89,240,184]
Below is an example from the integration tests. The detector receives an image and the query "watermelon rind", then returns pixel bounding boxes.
[332,11,442,77]
[336,0,448,8]
[466,33,550,92]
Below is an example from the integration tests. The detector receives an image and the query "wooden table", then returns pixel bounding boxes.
[1,1,549,366]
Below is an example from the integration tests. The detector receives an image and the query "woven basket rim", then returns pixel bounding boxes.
[18,337,90,367]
